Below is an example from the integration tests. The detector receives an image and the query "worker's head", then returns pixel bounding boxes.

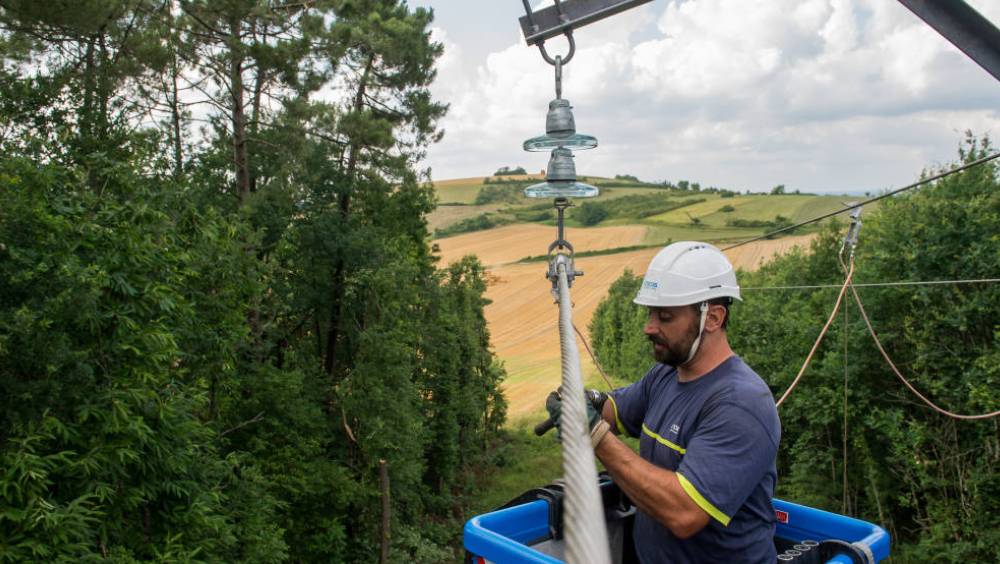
[634,242,741,366]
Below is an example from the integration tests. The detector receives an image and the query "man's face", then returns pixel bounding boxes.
[643,305,700,366]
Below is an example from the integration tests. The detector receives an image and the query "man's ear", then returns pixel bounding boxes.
[704,304,727,332]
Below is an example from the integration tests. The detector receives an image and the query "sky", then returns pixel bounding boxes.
[409,0,1000,194]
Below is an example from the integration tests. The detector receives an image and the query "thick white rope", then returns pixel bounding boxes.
[555,258,612,564]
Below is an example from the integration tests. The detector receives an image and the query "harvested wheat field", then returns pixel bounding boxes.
[434,223,648,267]
[435,228,815,422]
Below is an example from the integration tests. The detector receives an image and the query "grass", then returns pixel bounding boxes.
[468,423,563,515]
[647,194,852,227]
[471,369,642,516]
[640,223,763,245]
[433,177,495,204]
[426,203,505,232]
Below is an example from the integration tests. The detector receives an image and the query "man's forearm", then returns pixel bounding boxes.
[595,433,710,539]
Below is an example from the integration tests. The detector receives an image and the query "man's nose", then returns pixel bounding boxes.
[643,315,658,335]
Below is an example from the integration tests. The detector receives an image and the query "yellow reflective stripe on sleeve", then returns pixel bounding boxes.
[677,472,731,526]
[641,423,686,454]
[607,395,628,436]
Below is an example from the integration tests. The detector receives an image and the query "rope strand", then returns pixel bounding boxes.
[775,259,855,408]
[573,322,615,390]
[841,268,1000,420]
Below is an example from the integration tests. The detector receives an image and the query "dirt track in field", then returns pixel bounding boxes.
[433,227,815,421]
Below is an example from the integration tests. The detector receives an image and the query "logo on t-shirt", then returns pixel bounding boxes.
[669,424,680,435]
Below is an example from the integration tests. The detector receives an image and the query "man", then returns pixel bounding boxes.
[547,241,781,563]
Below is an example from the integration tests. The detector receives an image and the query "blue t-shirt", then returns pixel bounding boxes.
[608,356,780,564]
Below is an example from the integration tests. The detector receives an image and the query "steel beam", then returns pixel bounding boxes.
[898,0,1000,83]
[519,0,655,46]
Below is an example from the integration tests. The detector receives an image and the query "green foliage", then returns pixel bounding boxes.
[0,0,506,561]
[0,158,285,561]
[726,214,793,232]
[575,201,611,226]
[434,213,512,237]
[567,193,705,225]
[614,174,640,182]
[588,270,651,380]
[771,184,787,195]
[512,208,555,222]
[590,135,1000,561]
[475,183,524,205]
[718,204,736,212]
[493,166,526,176]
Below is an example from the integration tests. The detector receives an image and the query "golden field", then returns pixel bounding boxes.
[434,224,814,421]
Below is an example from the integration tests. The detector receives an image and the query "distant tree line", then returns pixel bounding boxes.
[0,2,506,562]
[493,166,527,176]
[590,136,1000,562]
[571,195,707,226]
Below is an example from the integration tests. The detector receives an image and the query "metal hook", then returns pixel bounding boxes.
[554,56,563,98]
[537,30,576,66]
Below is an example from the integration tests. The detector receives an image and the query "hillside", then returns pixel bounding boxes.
[428,173,832,421]
[428,175,861,246]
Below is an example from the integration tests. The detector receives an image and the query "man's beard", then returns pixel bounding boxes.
[650,317,700,366]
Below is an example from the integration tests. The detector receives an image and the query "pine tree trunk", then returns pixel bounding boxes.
[170,47,183,180]
[379,459,390,564]
[229,15,250,203]
[249,25,266,195]
[323,53,375,378]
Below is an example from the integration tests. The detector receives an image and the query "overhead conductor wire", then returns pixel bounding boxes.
[722,150,1000,252]
[728,150,1000,416]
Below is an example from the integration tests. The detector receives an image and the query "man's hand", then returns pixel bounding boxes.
[538,389,612,448]
[585,389,608,420]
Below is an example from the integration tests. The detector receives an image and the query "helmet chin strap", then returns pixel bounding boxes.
[681,302,709,367]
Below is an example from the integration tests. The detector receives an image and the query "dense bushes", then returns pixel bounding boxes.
[575,201,611,226]
[0,2,507,561]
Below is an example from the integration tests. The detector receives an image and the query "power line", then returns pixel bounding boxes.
[722,150,1000,252]
[742,277,1000,291]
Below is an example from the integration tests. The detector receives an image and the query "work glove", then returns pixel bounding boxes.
[536,389,611,449]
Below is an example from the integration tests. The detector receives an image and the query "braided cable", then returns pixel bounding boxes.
[555,259,612,564]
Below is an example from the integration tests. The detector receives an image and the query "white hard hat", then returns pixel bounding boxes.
[634,241,742,307]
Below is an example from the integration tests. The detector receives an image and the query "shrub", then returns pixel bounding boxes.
[493,166,526,176]
[475,184,522,205]
[575,202,610,226]
[434,213,511,237]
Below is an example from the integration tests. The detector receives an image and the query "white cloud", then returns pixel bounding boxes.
[421,0,1000,192]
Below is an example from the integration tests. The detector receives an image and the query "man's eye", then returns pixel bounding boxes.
[658,314,671,322]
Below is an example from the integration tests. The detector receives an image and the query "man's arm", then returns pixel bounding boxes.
[594,433,710,539]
